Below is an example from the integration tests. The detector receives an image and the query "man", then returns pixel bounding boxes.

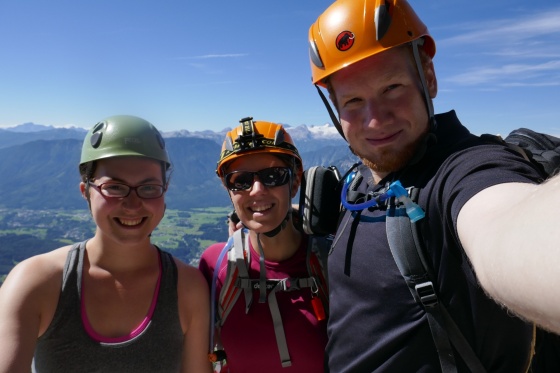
[308,0,560,372]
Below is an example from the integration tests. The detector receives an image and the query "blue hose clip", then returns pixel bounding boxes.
[387,181,425,223]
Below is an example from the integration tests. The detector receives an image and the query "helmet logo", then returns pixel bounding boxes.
[336,31,355,51]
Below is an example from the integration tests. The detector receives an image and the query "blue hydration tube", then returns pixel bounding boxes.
[340,172,425,223]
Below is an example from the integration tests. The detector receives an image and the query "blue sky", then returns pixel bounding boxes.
[0,0,559,136]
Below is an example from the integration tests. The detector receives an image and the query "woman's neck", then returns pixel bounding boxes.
[250,224,302,262]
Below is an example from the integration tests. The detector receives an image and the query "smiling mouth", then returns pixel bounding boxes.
[250,204,273,213]
[117,218,144,226]
[368,131,401,145]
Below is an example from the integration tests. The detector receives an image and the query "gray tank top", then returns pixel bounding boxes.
[32,241,184,373]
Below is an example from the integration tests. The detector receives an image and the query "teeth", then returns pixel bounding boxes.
[252,204,272,212]
[119,218,142,226]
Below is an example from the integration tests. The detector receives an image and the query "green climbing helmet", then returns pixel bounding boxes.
[80,115,170,168]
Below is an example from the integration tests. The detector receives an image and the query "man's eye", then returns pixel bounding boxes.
[343,97,361,107]
[385,84,400,93]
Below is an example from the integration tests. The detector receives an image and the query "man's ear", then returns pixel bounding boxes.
[425,61,438,99]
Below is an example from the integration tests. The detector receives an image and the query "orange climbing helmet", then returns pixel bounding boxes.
[308,0,436,87]
[216,117,303,178]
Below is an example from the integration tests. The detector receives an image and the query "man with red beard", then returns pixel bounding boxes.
[308,0,560,372]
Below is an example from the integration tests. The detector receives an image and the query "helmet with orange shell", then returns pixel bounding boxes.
[308,0,437,138]
[216,116,303,180]
[308,0,435,87]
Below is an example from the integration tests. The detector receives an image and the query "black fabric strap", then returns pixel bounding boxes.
[314,84,345,141]
[386,201,487,373]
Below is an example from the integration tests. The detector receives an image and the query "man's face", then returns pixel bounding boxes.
[330,46,436,176]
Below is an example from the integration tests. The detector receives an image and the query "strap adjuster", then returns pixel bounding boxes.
[278,278,300,291]
[415,281,438,308]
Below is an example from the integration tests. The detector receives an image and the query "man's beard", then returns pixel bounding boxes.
[352,131,429,174]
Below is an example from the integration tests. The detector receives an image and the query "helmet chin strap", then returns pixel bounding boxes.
[315,84,346,141]
[410,38,437,132]
[84,162,95,213]
[263,213,290,237]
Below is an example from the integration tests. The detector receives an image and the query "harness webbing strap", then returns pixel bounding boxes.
[268,281,292,367]
[210,236,234,353]
[386,200,487,373]
[234,275,317,367]
[215,229,328,369]
[233,230,253,314]
[256,235,268,304]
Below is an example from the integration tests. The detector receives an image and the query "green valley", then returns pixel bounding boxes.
[0,207,231,285]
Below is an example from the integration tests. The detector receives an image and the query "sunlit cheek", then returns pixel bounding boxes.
[228,192,244,211]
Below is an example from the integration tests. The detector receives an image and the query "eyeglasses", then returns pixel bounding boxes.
[224,167,291,191]
[89,182,165,199]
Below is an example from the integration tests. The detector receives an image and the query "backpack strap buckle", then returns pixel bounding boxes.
[415,281,438,308]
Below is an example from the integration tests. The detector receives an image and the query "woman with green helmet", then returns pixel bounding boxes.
[0,115,212,373]
[199,117,329,372]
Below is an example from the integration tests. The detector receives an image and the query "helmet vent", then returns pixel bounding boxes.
[224,137,234,151]
[92,121,105,133]
[90,132,102,148]
[309,40,324,68]
[273,129,285,146]
[89,121,106,148]
[374,2,392,41]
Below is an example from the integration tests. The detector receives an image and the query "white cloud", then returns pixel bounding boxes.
[447,60,560,86]
[439,8,560,46]
[440,7,560,88]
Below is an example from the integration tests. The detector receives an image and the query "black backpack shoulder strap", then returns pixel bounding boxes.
[385,187,487,373]
[306,234,331,319]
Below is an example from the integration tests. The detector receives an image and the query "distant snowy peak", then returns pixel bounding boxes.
[4,122,343,143]
[4,122,54,132]
[3,122,86,133]
[164,123,341,143]
[286,123,341,140]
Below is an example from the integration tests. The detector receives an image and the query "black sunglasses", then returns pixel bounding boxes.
[224,167,291,191]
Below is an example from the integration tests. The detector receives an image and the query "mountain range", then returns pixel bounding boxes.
[0,123,358,211]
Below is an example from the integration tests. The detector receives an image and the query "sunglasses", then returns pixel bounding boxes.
[224,167,291,191]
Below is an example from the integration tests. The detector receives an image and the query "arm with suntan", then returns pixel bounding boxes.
[176,260,213,373]
[458,175,560,333]
[0,251,64,373]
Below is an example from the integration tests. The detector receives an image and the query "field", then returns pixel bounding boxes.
[0,206,231,284]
